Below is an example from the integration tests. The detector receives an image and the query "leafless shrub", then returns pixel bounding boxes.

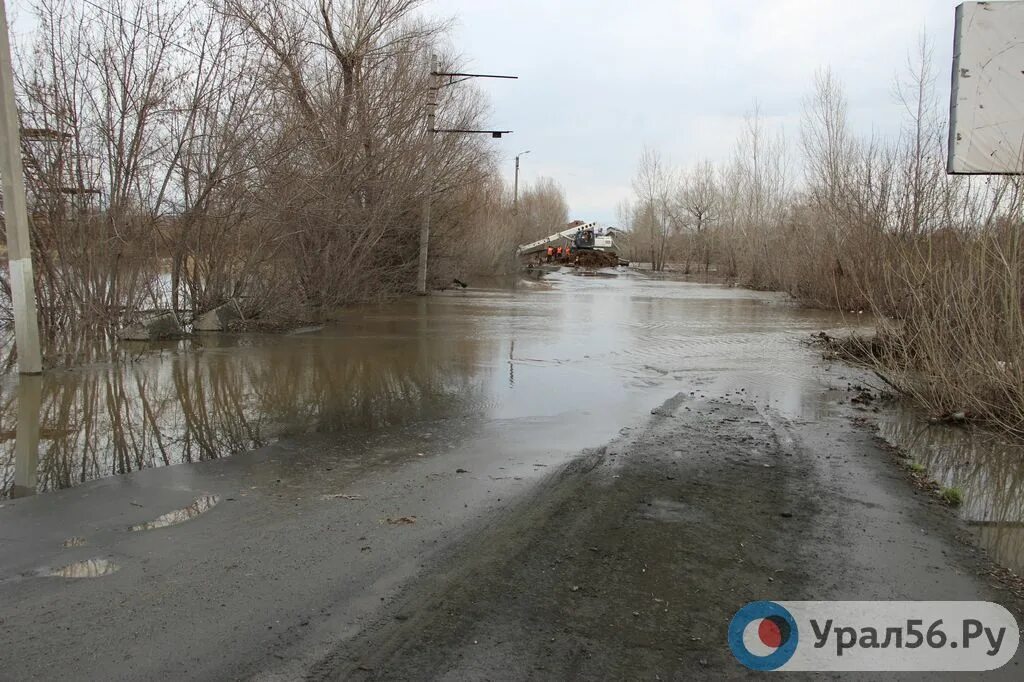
[0,0,505,361]
[515,177,569,243]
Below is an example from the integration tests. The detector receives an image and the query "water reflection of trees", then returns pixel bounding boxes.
[879,410,1024,572]
[1,332,487,498]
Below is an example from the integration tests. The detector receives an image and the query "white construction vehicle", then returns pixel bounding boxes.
[516,221,617,257]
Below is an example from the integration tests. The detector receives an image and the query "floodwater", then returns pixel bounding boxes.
[2,268,1022,573]
[878,406,1024,574]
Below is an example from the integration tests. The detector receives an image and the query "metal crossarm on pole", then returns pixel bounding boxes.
[435,72,518,79]
[435,72,518,87]
[433,128,513,138]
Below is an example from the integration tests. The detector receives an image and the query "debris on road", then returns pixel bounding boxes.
[850,389,875,405]
[571,250,619,268]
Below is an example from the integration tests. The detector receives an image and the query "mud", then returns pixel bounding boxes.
[569,250,620,268]
[301,396,1024,680]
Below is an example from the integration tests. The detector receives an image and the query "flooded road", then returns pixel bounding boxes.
[1,269,1022,680]
[1,269,848,499]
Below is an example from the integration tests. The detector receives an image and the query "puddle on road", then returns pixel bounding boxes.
[47,558,119,578]
[878,406,1024,575]
[131,495,220,531]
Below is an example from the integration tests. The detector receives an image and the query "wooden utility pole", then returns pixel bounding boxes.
[416,54,438,296]
[0,2,42,374]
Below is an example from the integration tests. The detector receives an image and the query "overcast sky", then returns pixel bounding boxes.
[6,0,965,223]
[426,0,961,223]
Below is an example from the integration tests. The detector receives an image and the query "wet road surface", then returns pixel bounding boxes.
[1,270,1022,679]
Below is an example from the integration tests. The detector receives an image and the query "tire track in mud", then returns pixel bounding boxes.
[286,391,1024,681]
[302,394,824,680]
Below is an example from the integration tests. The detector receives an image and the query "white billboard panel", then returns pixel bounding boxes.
[949,1,1024,174]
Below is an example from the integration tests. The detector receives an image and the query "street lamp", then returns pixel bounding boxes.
[513,150,530,214]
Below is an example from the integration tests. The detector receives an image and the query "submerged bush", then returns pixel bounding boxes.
[940,486,965,507]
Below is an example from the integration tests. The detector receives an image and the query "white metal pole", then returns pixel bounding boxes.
[0,2,42,374]
[11,373,41,497]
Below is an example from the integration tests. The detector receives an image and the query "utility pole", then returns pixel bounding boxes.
[415,58,517,295]
[11,373,41,497]
[0,2,42,374]
[512,150,530,215]
[416,54,438,296]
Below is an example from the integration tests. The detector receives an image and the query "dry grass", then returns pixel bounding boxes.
[869,225,1024,436]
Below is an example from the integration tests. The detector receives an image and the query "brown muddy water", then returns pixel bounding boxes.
[1,268,1022,574]
[878,406,1024,574]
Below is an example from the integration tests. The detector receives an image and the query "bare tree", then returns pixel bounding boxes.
[677,159,719,272]
[801,68,855,217]
[515,177,569,243]
[631,147,675,271]
[679,160,719,234]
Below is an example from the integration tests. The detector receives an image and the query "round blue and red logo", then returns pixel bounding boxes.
[728,601,799,671]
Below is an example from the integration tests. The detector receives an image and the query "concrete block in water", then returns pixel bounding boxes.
[193,300,243,332]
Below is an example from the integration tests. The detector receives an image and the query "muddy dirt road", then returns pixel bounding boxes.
[303,396,1023,680]
[1,271,1021,679]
